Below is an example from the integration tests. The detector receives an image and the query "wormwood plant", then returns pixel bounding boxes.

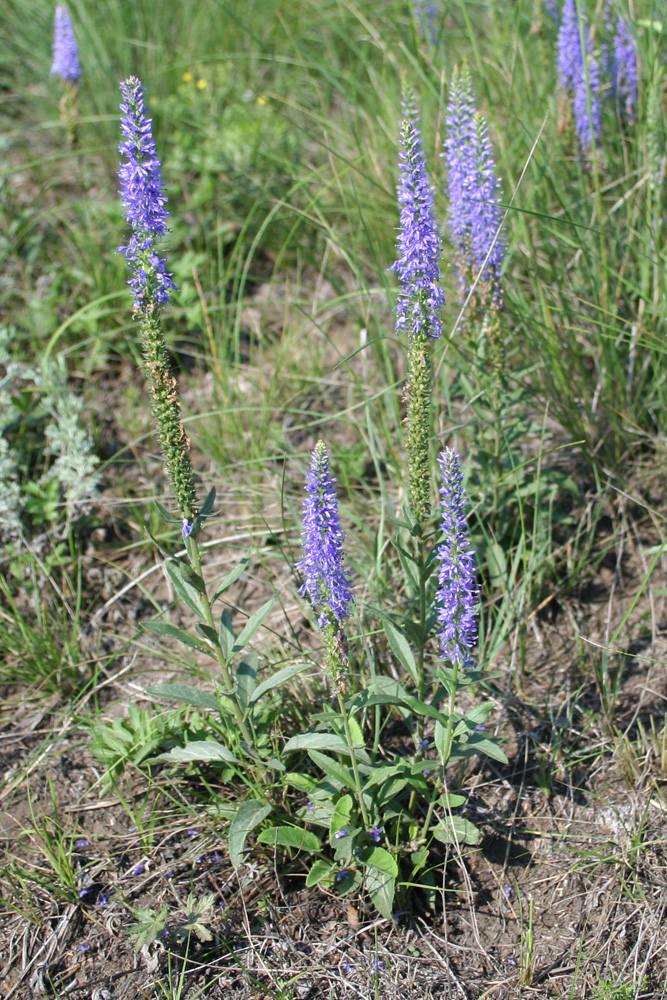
[103,74,507,926]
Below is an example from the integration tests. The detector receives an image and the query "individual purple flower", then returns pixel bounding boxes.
[612,18,638,123]
[336,868,351,882]
[132,863,146,876]
[182,518,194,539]
[118,77,177,313]
[334,828,348,839]
[444,66,505,305]
[435,449,477,669]
[368,826,383,843]
[557,0,601,152]
[418,738,430,750]
[390,114,445,339]
[298,441,353,630]
[50,5,82,83]
[75,838,89,848]
[98,893,108,907]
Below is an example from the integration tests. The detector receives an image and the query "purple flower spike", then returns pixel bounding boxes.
[390,114,445,339]
[51,5,82,83]
[444,66,505,305]
[557,0,601,152]
[612,18,638,123]
[298,441,353,630]
[118,77,177,313]
[435,449,478,669]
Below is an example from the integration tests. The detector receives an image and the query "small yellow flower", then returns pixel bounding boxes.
[182,71,193,83]
[256,95,267,105]
[196,78,208,90]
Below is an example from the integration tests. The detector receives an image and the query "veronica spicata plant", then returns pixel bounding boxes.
[50,5,81,146]
[115,77,281,788]
[557,0,602,154]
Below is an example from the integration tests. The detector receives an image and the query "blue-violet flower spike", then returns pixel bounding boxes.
[390,115,445,339]
[613,18,638,123]
[557,0,601,151]
[435,449,478,668]
[298,441,353,630]
[51,5,82,83]
[118,77,177,313]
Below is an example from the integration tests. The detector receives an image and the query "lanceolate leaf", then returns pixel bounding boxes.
[147,683,219,711]
[212,552,250,602]
[228,800,272,868]
[249,662,310,705]
[308,750,355,790]
[165,559,207,616]
[383,619,418,683]
[257,826,321,852]
[141,620,213,655]
[284,733,356,755]
[151,740,238,765]
[234,599,274,652]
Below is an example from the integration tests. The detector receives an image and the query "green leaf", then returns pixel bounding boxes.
[308,750,355,790]
[177,892,216,943]
[399,694,450,727]
[330,794,353,841]
[363,764,401,790]
[284,733,356,755]
[364,845,398,877]
[462,733,509,765]
[218,608,234,661]
[285,772,316,793]
[165,559,207,616]
[228,800,272,868]
[234,599,274,652]
[127,906,169,951]
[306,859,334,888]
[141,620,212,655]
[236,653,258,713]
[364,866,396,919]
[196,623,219,646]
[257,826,321,852]
[431,816,480,845]
[147,683,219,711]
[198,486,217,519]
[212,552,250,602]
[152,740,238,765]
[249,662,310,705]
[383,619,418,684]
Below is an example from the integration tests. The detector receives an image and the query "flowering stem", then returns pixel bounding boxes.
[187,535,254,747]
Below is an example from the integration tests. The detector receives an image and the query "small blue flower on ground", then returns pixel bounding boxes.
[368,826,383,843]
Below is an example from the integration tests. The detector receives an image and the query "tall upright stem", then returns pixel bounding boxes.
[188,535,253,747]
